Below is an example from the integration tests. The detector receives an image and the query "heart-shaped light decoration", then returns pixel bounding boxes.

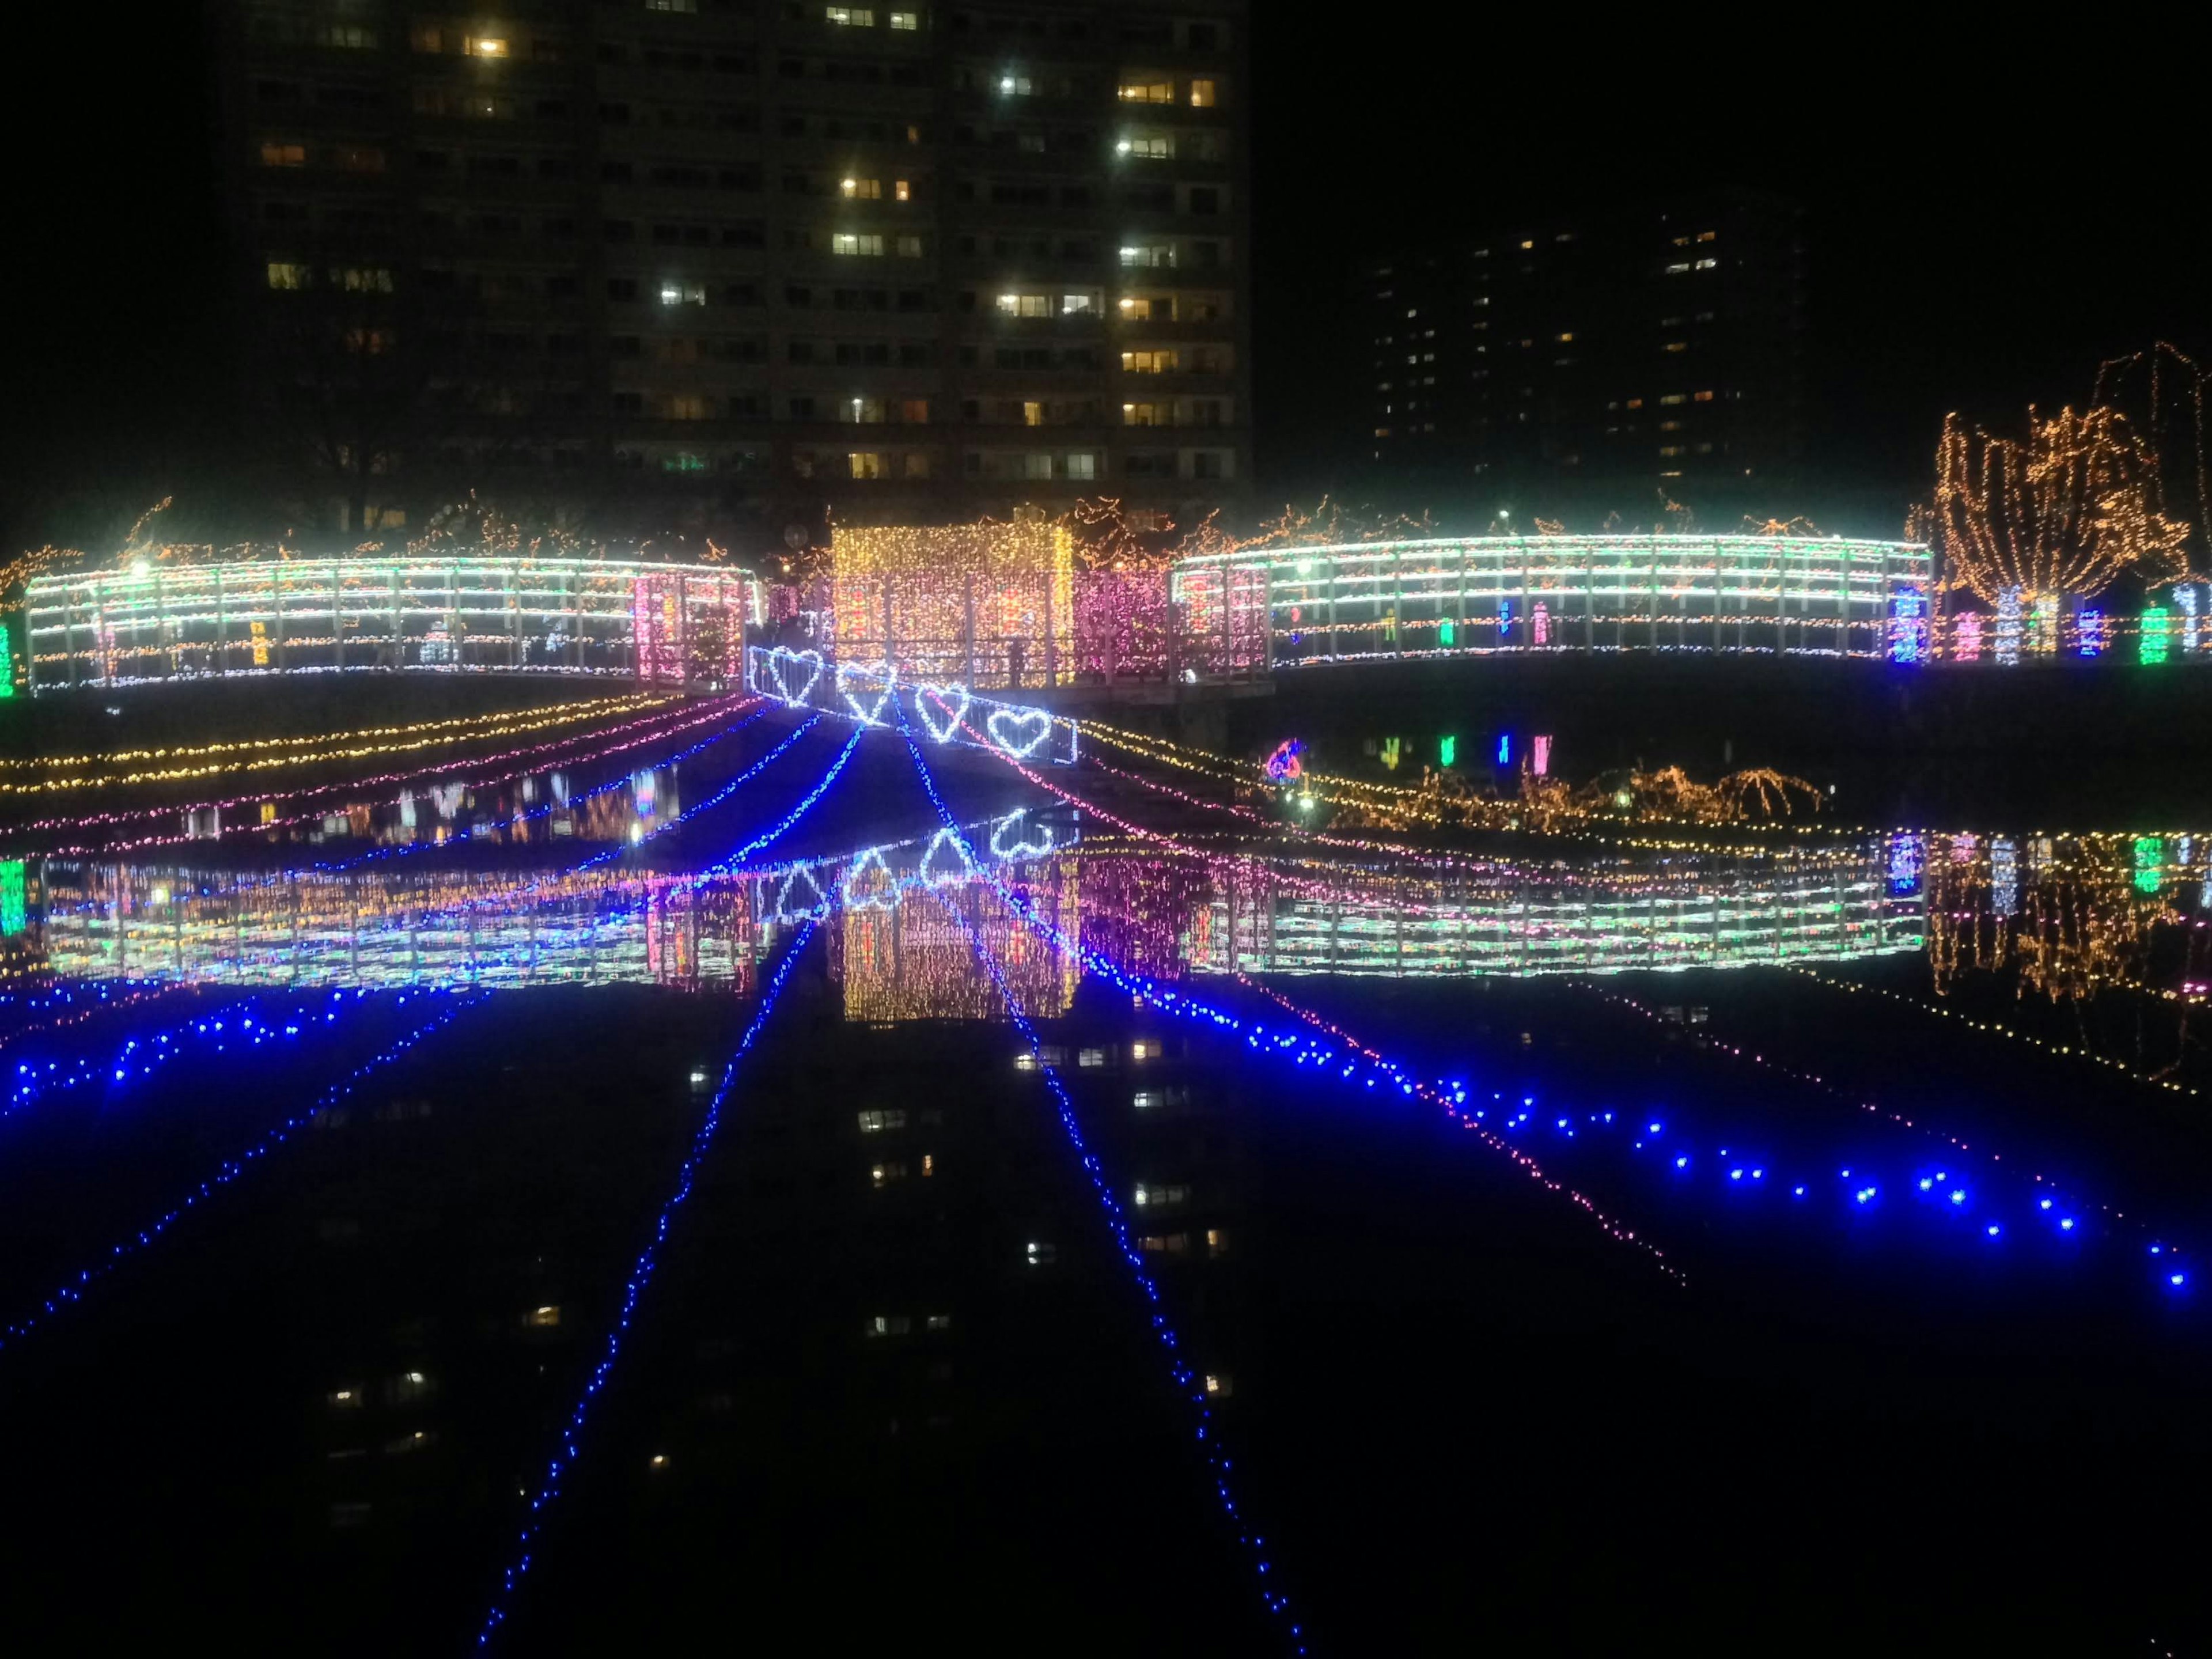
[919,825,976,886]
[988,809,1056,862]
[915,682,972,744]
[840,844,898,910]
[766,647,823,707]
[985,705,1053,760]
[837,661,896,726]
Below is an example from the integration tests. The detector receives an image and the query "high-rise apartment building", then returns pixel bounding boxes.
[1361,191,1806,508]
[214,1,1250,542]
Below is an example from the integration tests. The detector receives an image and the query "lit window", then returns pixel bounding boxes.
[1118,80,1173,103]
[1189,78,1217,107]
[1662,341,1687,353]
[1658,444,1686,457]
[1025,1240,1056,1266]
[1121,349,1177,374]
[266,262,310,290]
[1658,393,1687,405]
[840,177,882,199]
[857,1108,907,1132]
[1133,1182,1190,1209]
[1061,291,1094,313]
[999,73,1035,96]
[849,451,887,479]
[1022,400,1044,426]
[1065,452,1096,480]
[1204,1373,1232,1397]
[1118,135,1173,160]
[925,1313,950,1331]
[893,179,911,200]
[997,292,1051,317]
[1137,1232,1190,1255]
[825,5,875,22]
[1077,1047,1107,1067]
[891,11,920,28]
[1013,1051,1037,1071]
[870,1160,907,1186]
[1132,1090,1162,1110]
[1666,262,1691,274]
[525,1304,561,1327]
[869,1314,912,1336]
[1206,1228,1229,1257]
[466,35,507,56]
[1693,389,1715,402]
[832,233,884,256]
[1119,296,1154,320]
[327,1387,362,1410]
[1556,332,1574,343]
[259,142,306,167]
[1119,244,1173,268]
[332,266,393,292]
[844,397,886,423]
[1519,238,1534,250]
[1694,257,1718,270]
[1130,1040,1156,1060]
[1696,229,1717,241]
[660,281,706,305]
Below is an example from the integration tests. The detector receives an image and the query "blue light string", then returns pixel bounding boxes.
[0,988,475,1358]
[893,698,1308,1654]
[5,990,366,1124]
[698,725,866,874]
[475,919,818,1648]
[899,706,1676,1272]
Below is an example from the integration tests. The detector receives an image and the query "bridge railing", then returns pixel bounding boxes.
[22,556,760,694]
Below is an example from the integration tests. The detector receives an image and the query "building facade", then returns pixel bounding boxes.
[1362,191,1806,510]
[213,1,1251,543]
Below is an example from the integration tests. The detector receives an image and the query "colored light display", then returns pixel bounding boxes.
[0,693,669,801]
[477,922,815,1647]
[1262,739,1304,783]
[827,521,1076,690]
[744,646,1079,767]
[1171,533,1931,666]
[22,556,759,694]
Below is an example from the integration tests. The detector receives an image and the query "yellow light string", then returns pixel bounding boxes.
[0,692,650,771]
[0,695,670,797]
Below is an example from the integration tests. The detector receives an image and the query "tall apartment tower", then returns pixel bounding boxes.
[213,1,1251,544]
[1362,191,1806,510]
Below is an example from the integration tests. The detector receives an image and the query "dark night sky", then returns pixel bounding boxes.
[6,15,2204,548]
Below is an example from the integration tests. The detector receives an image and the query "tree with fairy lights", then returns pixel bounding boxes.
[1925,403,2192,604]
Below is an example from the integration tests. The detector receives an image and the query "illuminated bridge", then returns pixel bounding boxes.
[22,555,760,694]
[1188,855,1922,978]
[1170,533,1931,671]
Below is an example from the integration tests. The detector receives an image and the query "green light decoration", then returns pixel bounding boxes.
[0,613,14,698]
[1438,618,1456,647]
[1439,734,1457,767]
[0,861,24,935]
[2134,836,2163,895]
[1379,736,1401,772]
[2141,604,2171,665]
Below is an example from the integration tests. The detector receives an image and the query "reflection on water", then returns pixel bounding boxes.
[10,766,2212,1652]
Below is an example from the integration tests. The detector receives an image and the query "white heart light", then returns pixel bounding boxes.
[837,661,896,726]
[984,705,1053,760]
[915,682,972,744]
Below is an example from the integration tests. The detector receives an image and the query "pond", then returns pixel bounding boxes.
[0,699,2207,1654]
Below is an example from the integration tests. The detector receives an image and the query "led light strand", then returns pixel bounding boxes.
[0,692,654,772]
[476,921,817,1648]
[899,779,1306,1650]
[0,989,474,1359]
[14,694,752,847]
[1792,967,2199,1098]
[897,704,1679,1280]
[4,991,362,1124]
[0,695,672,798]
